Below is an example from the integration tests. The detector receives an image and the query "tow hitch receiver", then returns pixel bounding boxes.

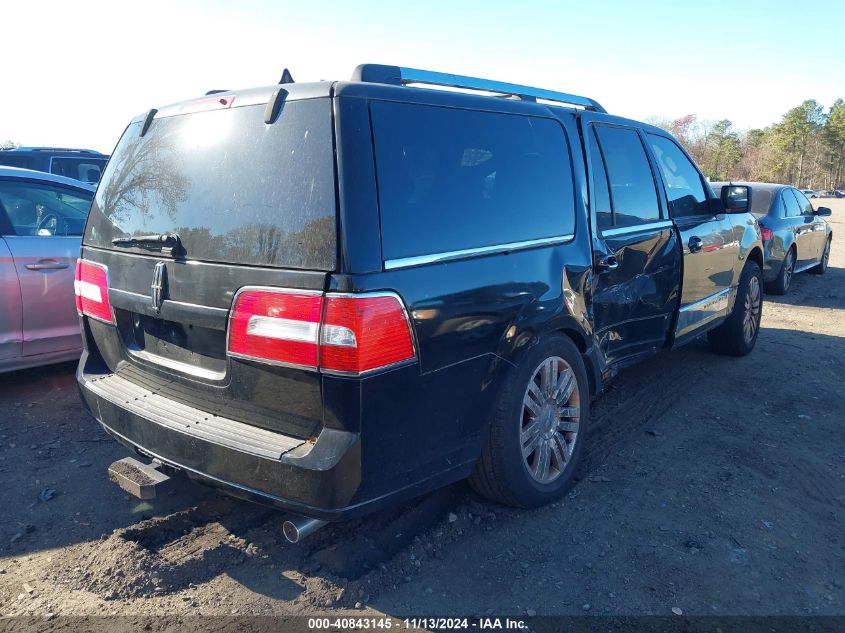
[108,457,173,500]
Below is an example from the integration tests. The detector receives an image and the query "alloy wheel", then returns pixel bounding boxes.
[743,275,762,344]
[520,356,580,484]
[783,250,794,290]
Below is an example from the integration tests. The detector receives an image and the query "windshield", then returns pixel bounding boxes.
[83,99,337,270]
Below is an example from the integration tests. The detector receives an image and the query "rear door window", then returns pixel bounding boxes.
[370,102,575,261]
[782,189,803,217]
[588,128,613,232]
[594,126,661,228]
[647,134,709,218]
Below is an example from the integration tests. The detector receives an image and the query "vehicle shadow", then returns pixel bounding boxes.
[763,265,843,309]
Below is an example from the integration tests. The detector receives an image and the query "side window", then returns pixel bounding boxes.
[371,102,576,260]
[50,158,105,183]
[782,189,803,218]
[588,128,612,231]
[647,134,709,218]
[594,126,660,228]
[791,189,814,215]
[0,181,92,237]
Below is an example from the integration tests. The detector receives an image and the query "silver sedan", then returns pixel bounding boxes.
[1,166,95,372]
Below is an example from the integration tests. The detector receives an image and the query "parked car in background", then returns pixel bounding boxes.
[0,147,109,184]
[801,189,819,198]
[0,167,95,372]
[76,65,764,538]
[821,189,845,198]
[712,182,832,294]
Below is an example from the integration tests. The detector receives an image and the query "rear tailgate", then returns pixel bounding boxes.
[80,92,337,440]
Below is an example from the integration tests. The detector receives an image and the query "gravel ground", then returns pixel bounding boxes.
[1,201,844,621]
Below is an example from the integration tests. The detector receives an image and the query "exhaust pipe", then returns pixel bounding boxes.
[283,516,327,543]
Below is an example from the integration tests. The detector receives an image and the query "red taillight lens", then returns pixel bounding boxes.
[226,289,416,374]
[227,290,324,368]
[74,260,114,324]
[320,294,416,374]
[760,227,773,241]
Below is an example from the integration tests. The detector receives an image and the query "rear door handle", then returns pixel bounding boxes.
[25,260,69,271]
[688,236,703,253]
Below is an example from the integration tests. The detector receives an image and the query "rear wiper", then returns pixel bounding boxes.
[112,233,184,256]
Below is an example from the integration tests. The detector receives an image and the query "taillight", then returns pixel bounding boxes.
[320,294,416,374]
[760,227,773,241]
[74,260,114,324]
[228,289,324,368]
[226,288,416,375]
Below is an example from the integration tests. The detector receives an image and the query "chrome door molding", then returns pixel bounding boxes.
[674,287,735,339]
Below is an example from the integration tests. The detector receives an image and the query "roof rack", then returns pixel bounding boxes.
[8,147,104,154]
[351,64,606,113]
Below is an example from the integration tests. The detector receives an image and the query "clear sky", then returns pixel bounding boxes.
[3,0,844,153]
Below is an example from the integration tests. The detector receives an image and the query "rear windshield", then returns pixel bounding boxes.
[371,101,576,261]
[750,188,775,216]
[84,99,336,270]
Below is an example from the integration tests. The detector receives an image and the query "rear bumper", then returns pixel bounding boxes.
[77,352,366,520]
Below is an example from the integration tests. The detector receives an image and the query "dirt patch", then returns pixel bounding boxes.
[2,200,844,619]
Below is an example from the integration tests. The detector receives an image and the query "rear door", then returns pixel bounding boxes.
[583,117,681,364]
[791,188,825,264]
[782,188,817,267]
[79,95,337,439]
[0,218,22,361]
[0,178,92,356]
[643,133,740,341]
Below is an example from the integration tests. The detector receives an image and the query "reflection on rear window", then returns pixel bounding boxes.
[371,101,575,260]
[84,100,337,270]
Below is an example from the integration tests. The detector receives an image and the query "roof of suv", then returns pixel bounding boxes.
[132,64,646,130]
[0,165,97,191]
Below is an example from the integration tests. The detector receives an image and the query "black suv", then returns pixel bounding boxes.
[76,65,763,537]
[0,147,109,183]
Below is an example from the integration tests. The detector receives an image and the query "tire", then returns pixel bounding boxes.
[707,261,763,357]
[811,237,831,275]
[764,247,795,295]
[469,335,589,508]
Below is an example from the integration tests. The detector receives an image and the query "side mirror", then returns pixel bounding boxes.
[816,206,832,217]
[720,184,751,213]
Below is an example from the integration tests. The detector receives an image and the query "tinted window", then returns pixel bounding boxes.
[371,102,575,260]
[792,189,814,215]
[782,189,803,217]
[595,126,660,227]
[51,157,108,183]
[84,100,336,270]
[0,155,36,170]
[0,181,92,236]
[647,134,708,218]
[588,128,612,231]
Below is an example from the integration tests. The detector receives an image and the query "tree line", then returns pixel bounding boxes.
[648,99,845,191]
[5,98,845,190]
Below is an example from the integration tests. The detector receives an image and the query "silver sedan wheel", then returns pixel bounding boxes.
[783,250,794,289]
[743,275,762,344]
[520,356,580,484]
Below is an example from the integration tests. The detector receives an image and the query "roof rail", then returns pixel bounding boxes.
[351,64,606,113]
[9,147,103,154]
